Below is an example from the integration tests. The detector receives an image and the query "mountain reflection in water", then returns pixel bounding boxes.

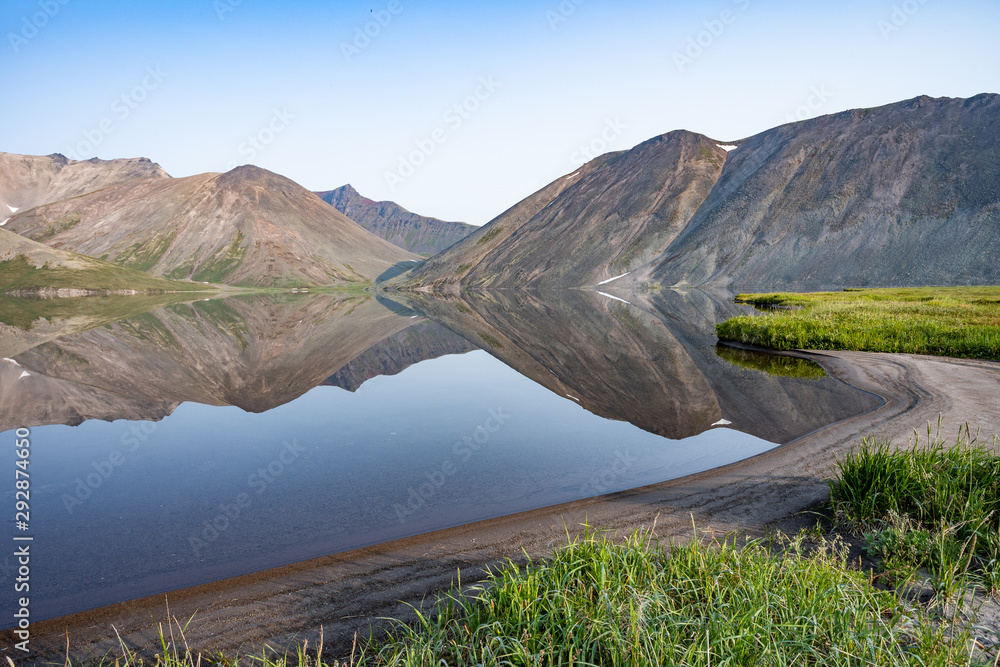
[0,289,879,624]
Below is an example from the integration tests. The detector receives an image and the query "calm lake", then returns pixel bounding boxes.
[0,288,880,624]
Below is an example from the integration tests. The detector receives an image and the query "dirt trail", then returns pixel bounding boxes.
[6,351,999,664]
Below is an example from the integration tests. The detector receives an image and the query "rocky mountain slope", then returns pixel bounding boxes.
[316,184,476,255]
[403,94,1000,292]
[0,152,167,221]
[5,165,419,287]
[404,131,726,290]
[648,94,1000,291]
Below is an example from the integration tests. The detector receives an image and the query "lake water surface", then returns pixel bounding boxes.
[0,289,880,624]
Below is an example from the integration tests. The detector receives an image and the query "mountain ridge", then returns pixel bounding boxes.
[459,130,727,289]
[315,184,476,255]
[0,151,168,224]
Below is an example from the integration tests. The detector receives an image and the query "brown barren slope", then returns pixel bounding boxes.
[401,150,618,291]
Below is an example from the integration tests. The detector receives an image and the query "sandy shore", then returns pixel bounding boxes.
[6,350,1000,664]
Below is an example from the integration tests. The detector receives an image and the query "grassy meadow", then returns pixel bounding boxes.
[716,286,1000,360]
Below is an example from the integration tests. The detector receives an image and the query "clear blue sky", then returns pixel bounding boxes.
[2,0,997,225]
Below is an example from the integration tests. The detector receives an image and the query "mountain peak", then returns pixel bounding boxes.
[404,128,727,290]
[216,163,276,185]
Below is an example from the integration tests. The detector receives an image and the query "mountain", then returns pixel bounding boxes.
[401,131,727,290]
[648,94,1000,291]
[0,227,198,296]
[402,94,1000,293]
[0,152,168,221]
[5,165,419,287]
[400,150,620,291]
[316,184,476,255]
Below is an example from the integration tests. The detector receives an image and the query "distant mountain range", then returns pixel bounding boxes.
[2,93,997,296]
[402,93,1000,292]
[316,184,476,256]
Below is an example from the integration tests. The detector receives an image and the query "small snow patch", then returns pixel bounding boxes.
[597,291,631,305]
[712,419,733,426]
[7,205,18,213]
[564,171,580,179]
[3,358,21,367]
[566,394,580,402]
[597,271,630,286]
[716,144,738,152]
[0,219,7,226]
[18,370,30,380]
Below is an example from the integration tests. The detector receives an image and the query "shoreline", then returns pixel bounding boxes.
[6,349,1000,664]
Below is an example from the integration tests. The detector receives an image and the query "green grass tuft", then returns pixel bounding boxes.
[830,425,1000,598]
[116,229,178,272]
[57,525,992,665]
[32,212,82,242]
[477,331,504,349]
[192,231,248,283]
